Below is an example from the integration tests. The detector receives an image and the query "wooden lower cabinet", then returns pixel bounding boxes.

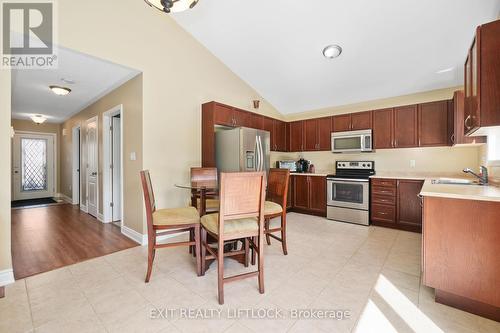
[422,196,500,321]
[370,178,424,232]
[290,175,326,216]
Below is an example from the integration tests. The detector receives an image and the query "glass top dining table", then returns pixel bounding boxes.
[174,182,218,216]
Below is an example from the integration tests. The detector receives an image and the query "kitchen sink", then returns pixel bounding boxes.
[431,178,480,185]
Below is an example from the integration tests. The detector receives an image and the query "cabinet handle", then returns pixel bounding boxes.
[379,212,387,215]
[451,133,455,144]
[464,115,472,130]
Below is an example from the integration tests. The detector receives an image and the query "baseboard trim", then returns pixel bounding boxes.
[97,213,105,223]
[0,269,15,287]
[80,204,88,213]
[121,226,187,246]
[121,225,143,245]
[56,193,73,204]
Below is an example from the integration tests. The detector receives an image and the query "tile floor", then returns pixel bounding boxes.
[1,213,499,333]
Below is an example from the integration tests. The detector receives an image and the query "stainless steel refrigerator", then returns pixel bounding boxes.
[215,127,270,173]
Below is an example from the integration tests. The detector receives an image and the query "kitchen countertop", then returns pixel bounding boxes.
[370,171,500,202]
[420,179,500,202]
[370,171,467,180]
[290,171,332,177]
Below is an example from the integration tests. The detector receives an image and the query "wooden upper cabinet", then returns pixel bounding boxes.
[262,117,274,150]
[304,119,319,151]
[318,117,332,150]
[289,121,304,152]
[463,20,500,134]
[274,120,286,151]
[213,103,234,126]
[233,109,251,127]
[452,91,486,145]
[418,101,449,147]
[250,113,263,129]
[373,108,394,149]
[394,105,418,148]
[332,114,351,132]
[351,111,372,130]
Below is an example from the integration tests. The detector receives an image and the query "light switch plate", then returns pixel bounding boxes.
[410,160,416,168]
[130,152,136,161]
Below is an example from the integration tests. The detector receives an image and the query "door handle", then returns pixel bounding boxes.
[464,115,472,130]
[91,172,97,176]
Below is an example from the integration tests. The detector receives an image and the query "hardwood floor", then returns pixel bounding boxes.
[11,204,138,279]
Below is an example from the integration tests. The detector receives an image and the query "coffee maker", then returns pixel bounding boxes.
[296,158,310,173]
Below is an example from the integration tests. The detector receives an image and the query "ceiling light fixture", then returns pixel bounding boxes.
[144,0,199,13]
[322,44,342,59]
[436,67,454,74]
[49,85,71,96]
[31,115,47,124]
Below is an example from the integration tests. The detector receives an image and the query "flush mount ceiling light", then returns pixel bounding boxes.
[49,85,71,96]
[31,115,47,124]
[322,44,342,59]
[144,0,199,13]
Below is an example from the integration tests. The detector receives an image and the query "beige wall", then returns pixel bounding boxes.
[52,0,282,236]
[0,70,12,274]
[272,146,480,174]
[274,87,481,175]
[60,75,143,233]
[478,134,500,182]
[11,119,62,193]
[285,86,461,121]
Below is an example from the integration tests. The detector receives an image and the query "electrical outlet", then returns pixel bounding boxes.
[69,185,72,191]
[410,160,416,168]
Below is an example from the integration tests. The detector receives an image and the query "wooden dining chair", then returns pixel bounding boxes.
[263,168,290,255]
[200,171,266,305]
[190,167,219,215]
[140,170,201,282]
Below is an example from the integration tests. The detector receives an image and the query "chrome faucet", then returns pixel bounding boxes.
[463,166,488,185]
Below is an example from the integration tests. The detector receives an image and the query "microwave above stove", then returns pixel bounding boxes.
[331,129,372,153]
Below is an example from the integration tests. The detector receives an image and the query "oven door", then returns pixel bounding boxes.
[327,179,369,210]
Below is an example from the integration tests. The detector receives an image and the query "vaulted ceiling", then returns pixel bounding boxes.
[173,0,500,114]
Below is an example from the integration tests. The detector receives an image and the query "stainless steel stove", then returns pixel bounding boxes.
[326,161,375,226]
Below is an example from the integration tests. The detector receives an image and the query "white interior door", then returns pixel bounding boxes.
[12,133,55,200]
[112,116,121,222]
[86,117,99,217]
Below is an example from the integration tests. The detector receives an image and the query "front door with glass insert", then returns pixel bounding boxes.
[12,133,55,200]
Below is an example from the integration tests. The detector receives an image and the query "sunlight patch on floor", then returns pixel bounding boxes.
[356,274,444,333]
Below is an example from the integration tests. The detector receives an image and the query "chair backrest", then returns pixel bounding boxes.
[218,172,266,235]
[140,170,156,236]
[267,168,290,209]
[190,167,218,188]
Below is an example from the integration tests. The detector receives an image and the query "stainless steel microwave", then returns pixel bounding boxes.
[331,129,373,153]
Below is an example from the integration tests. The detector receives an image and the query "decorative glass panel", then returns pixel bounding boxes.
[21,138,47,191]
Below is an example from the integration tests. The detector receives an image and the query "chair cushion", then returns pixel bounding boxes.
[196,198,219,211]
[153,207,199,226]
[264,201,283,216]
[201,213,258,236]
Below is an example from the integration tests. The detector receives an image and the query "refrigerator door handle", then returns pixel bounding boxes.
[258,135,264,171]
[255,135,260,171]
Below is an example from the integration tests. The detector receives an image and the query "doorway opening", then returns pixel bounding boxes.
[103,105,123,227]
[11,132,56,206]
[72,126,81,206]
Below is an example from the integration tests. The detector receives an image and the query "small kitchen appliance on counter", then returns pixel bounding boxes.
[326,161,375,226]
[296,158,310,173]
[276,160,297,172]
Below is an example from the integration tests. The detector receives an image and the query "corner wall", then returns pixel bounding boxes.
[60,74,143,234]
[0,70,13,282]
